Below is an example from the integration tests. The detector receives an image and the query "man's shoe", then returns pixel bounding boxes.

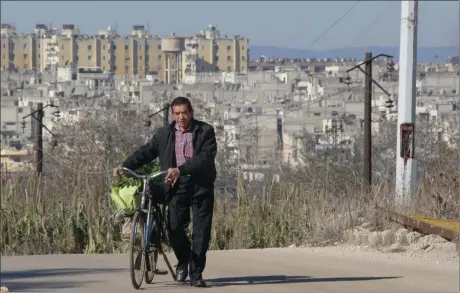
[190,278,208,287]
[175,264,188,282]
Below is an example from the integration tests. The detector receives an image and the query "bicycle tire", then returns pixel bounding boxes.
[145,247,159,284]
[145,210,161,284]
[129,211,145,289]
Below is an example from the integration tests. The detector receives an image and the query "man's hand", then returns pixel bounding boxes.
[113,166,122,178]
[164,168,180,187]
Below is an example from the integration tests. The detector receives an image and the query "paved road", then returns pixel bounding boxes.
[1,247,458,292]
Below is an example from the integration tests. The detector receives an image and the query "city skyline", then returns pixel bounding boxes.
[1,1,458,50]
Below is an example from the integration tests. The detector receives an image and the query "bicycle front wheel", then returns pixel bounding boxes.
[129,211,146,289]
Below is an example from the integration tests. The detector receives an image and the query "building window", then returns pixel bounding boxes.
[2,43,5,49]
[88,45,92,50]
[88,56,92,61]
[227,56,231,61]
[24,54,28,59]
[103,56,106,61]
[242,56,245,61]
[23,44,27,49]
[242,46,245,50]
[125,45,128,50]
[103,45,106,50]
[227,45,231,51]
[157,45,161,50]
[139,55,142,60]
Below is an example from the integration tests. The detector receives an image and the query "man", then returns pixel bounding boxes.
[113,96,217,287]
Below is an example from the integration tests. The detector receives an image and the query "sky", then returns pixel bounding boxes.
[1,1,459,50]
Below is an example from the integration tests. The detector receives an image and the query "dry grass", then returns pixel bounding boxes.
[1,147,457,256]
[1,107,458,255]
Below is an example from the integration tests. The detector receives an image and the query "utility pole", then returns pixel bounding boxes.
[395,0,419,207]
[364,52,373,186]
[255,114,259,165]
[21,103,59,176]
[36,102,44,174]
[346,52,394,189]
[162,102,170,126]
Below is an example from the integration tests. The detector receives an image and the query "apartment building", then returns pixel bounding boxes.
[1,24,15,70]
[1,35,14,70]
[146,38,163,75]
[1,24,38,72]
[15,36,38,72]
[2,23,249,81]
[57,25,78,68]
[77,37,101,68]
[196,25,249,73]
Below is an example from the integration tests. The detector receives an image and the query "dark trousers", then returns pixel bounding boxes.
[160,179,214,280]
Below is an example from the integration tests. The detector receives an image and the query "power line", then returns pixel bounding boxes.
[304,1,361,52]
[42,147,119,174]
[346,2,395,48]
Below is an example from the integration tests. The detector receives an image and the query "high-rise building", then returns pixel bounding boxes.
[196,25,249,73]
[1,23,249,82]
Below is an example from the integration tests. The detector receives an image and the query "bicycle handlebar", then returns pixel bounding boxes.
[118,167,166,180]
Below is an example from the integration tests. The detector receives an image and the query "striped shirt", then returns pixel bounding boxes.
[174,124,194,167]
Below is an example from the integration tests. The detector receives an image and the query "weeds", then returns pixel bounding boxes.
[1,153,457,256]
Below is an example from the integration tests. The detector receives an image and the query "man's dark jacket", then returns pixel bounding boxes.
[122,118,217,198]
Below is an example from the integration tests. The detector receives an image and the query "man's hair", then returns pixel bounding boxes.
[171,96,194,114]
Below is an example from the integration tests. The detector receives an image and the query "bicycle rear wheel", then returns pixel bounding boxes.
[129,211,146,289]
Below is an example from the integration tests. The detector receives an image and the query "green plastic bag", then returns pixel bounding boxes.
[110,184,142,214]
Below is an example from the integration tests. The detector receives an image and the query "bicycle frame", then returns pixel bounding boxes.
[120,167,178,283]
[141,181,162,248]
[118,167,166,248]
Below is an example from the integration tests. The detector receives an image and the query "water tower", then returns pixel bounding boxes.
[161,36,184,84]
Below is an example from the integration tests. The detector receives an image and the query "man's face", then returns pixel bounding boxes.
[172,104,192,130]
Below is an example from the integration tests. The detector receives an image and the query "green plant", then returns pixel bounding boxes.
[110,153,161,214]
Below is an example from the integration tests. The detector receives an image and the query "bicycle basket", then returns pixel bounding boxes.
[110,185,142,214]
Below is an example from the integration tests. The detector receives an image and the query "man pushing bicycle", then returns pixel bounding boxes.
[113,96,217,287]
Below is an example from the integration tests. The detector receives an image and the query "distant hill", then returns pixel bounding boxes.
[248,45,459,63]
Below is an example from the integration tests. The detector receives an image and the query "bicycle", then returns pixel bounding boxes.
[117,167,177,289]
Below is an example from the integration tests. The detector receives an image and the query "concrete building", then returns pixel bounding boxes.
[2,24,249,83]
[1,35,14,70]
[0,24,39,72]
[146,37,163,75]
[57,34,77,68]
[196,25,249,73]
